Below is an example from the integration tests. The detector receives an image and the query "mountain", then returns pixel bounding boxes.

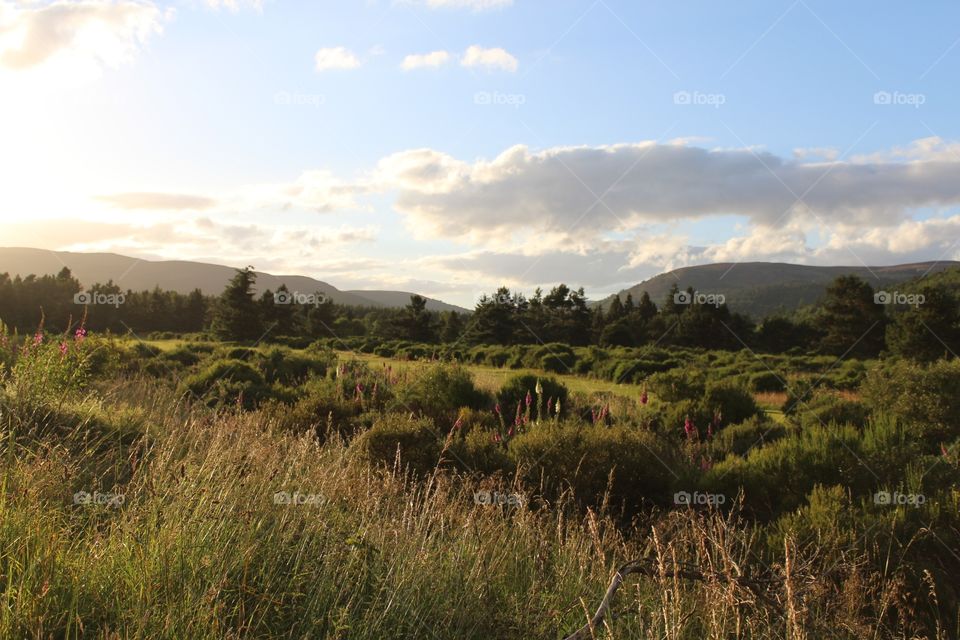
[601,261,960,318]
[0,248,469,313]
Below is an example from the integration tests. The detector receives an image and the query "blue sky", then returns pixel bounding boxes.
[1,0,960,306]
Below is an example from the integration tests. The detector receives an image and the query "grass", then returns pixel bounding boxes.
[0,337,952,638]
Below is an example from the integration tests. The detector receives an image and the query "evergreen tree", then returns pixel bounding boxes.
[212,267,264,342]
[886,286,959,362]
[819,275,886,357]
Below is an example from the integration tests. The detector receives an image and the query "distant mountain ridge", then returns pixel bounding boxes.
[0,248,469,313]
[601,261,960,318]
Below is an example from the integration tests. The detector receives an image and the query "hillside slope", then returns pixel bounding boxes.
[0,248,468,312]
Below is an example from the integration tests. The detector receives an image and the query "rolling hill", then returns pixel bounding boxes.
[0,248,469,313]
[601,261,960,318]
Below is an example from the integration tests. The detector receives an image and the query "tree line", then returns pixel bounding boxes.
[1,266,958,362]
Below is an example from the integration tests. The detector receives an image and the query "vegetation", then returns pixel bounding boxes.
[0,314,958,638]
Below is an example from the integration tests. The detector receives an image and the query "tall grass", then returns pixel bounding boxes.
[0,337,949,638]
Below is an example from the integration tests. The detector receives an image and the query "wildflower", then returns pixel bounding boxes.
[535,379,543,395]
[492,432,502,444]
[507,426,514,437]
[33,332,44,346]
[555,399,561,415]
[59,341,68,357]
[494,403,501,416]
[640,389,648,405]
[700,457,712,471]
[74,327,87,343]
[684,416,698,440]
[525,390,532,407]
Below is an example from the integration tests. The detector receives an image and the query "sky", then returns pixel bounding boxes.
[1,0,960,306]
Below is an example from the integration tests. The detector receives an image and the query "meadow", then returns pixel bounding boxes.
[1,328,958,639]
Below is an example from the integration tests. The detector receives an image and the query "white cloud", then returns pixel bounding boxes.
[314,46,361,71]
[397,0,512,11]
[400,50,450,70]
[460,45,517,72]
[0,0,166,78]
[96,192,218,210]
[372,140,960,245]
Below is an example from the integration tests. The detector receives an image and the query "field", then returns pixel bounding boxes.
[1,331,959,639]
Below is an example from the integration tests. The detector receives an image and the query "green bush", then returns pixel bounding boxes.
[350,413,441,475]
[508,423,677,513]
[749,371,786,393]
[496,374,568,420]
[861,359,960,442]
[712,415,788,457]
[647,368,706,402]
[394,365,488,425]
[702,381,761,426]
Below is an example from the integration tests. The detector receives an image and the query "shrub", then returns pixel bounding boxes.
[496,374,568,420]
[350,413,441,475]
[861,359,960,442]
[749,371,786,393]
[394,365,488,425]
[647,368,706,402]
[447,428,512,475]
[702,381,762,426]
[261,347,332,385]
[712,415,788,457]
[508,423,677,514]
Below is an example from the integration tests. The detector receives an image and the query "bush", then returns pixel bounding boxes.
[713,415,788,457]
[448,428,512,475]
[350,413,441,475]
[508,423,677,514]
[496,374,568,420]
[861,359,960,443]
[394,365,488,425]
[647,368,706,402]
[702,381,761,426]
[749,371,786,393]
[261,347,332,385]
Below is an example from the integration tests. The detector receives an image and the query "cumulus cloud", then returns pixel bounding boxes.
[400,50,450,70]
[314,46,360,71]
[397,0,512,11]
[373,140,960,244]
[0,0,166,74]
[460,45,517,71]
[96,192,218,210]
